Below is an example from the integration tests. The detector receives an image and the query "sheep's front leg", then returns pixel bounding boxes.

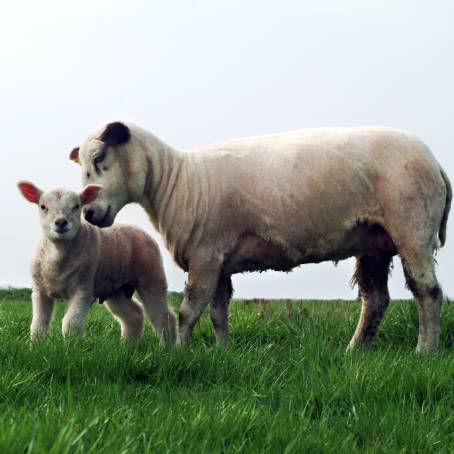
[30,287,54,340]
[62,290,93,337]
[177,256,222,346]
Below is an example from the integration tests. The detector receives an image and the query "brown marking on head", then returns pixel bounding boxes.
[53,189,65,199]
[99,122,131,147]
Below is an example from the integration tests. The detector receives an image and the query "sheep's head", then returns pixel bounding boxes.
[18,182,102,242]
[69,122,131,228]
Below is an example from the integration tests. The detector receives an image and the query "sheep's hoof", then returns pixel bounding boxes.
[415,343,438,355]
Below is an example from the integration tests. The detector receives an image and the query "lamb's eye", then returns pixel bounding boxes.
[40,204,47,212]
[72,204,80,212]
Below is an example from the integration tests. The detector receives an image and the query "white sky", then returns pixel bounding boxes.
[1,0,453,299]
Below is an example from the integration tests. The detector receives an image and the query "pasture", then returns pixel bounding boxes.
[0,289,453,453]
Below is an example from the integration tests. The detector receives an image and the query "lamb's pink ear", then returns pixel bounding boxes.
[17,181,42,204]
[69,147,80,164]
[80,185,102,205]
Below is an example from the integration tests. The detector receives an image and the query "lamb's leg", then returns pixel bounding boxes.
[210,274,232,345]
[104,294,144,339]
[347,254,392,350]
[178,257,222,346]
[137,285,176,346]
[401,250,443,354]
[30,287,54,340]
[62,290,92,337]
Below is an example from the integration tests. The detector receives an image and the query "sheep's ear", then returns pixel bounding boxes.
[18,181,42,204]
[99,122,130,147]
[69,147,80,164]
[79,185,102,205]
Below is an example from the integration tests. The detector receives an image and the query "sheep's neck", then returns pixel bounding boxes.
[140,139,185,233]
[139,138,199,269]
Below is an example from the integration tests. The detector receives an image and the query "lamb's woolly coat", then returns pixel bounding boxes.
[74,123,451,352]
[32,222,166,303]
[23,184,175,341]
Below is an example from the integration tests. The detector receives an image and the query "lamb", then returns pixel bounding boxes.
[70,122,451,353]
[17,181,176,343]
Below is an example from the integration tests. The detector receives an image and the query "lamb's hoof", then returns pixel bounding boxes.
[346,339,372,353]
[175,334,191,349]
[346,342,359,353]
[215,338,229,348]
[30,332,46,342]
[120,333,143,342]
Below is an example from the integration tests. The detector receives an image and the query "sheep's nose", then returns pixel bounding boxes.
[55,218,68,229]
[84,209,95,223]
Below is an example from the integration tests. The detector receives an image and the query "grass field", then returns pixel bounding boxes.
[0,289,453,453]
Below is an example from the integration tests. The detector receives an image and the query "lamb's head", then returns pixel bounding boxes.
[70,121,137,228]
[18,182,102,242]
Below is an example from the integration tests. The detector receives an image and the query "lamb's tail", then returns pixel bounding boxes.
[439,166,451,247]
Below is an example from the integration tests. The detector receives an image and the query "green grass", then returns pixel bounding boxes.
[0,289,453,453]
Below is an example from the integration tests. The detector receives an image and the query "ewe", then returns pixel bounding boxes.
[71,122,450,353]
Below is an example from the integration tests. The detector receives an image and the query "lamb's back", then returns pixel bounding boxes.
[94,223,164,297]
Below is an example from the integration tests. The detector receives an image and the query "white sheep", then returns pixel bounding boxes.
[70,122,451,353]
[17,181,176,344]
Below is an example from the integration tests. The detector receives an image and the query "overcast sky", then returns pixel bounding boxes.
[1,0,453,299]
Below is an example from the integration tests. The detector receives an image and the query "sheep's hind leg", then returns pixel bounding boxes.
[137,285,176,346]
[400,250,443,354]
[104,294,144,339]
[347,254,392,351]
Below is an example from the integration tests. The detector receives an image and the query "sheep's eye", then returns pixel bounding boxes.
[86,172,91,179]
[40,204,47,212]
[72,204,80,212]
[93,150,107,175]
[93,151,106,166]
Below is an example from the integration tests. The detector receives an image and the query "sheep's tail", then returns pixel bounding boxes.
[439,166,452,247]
